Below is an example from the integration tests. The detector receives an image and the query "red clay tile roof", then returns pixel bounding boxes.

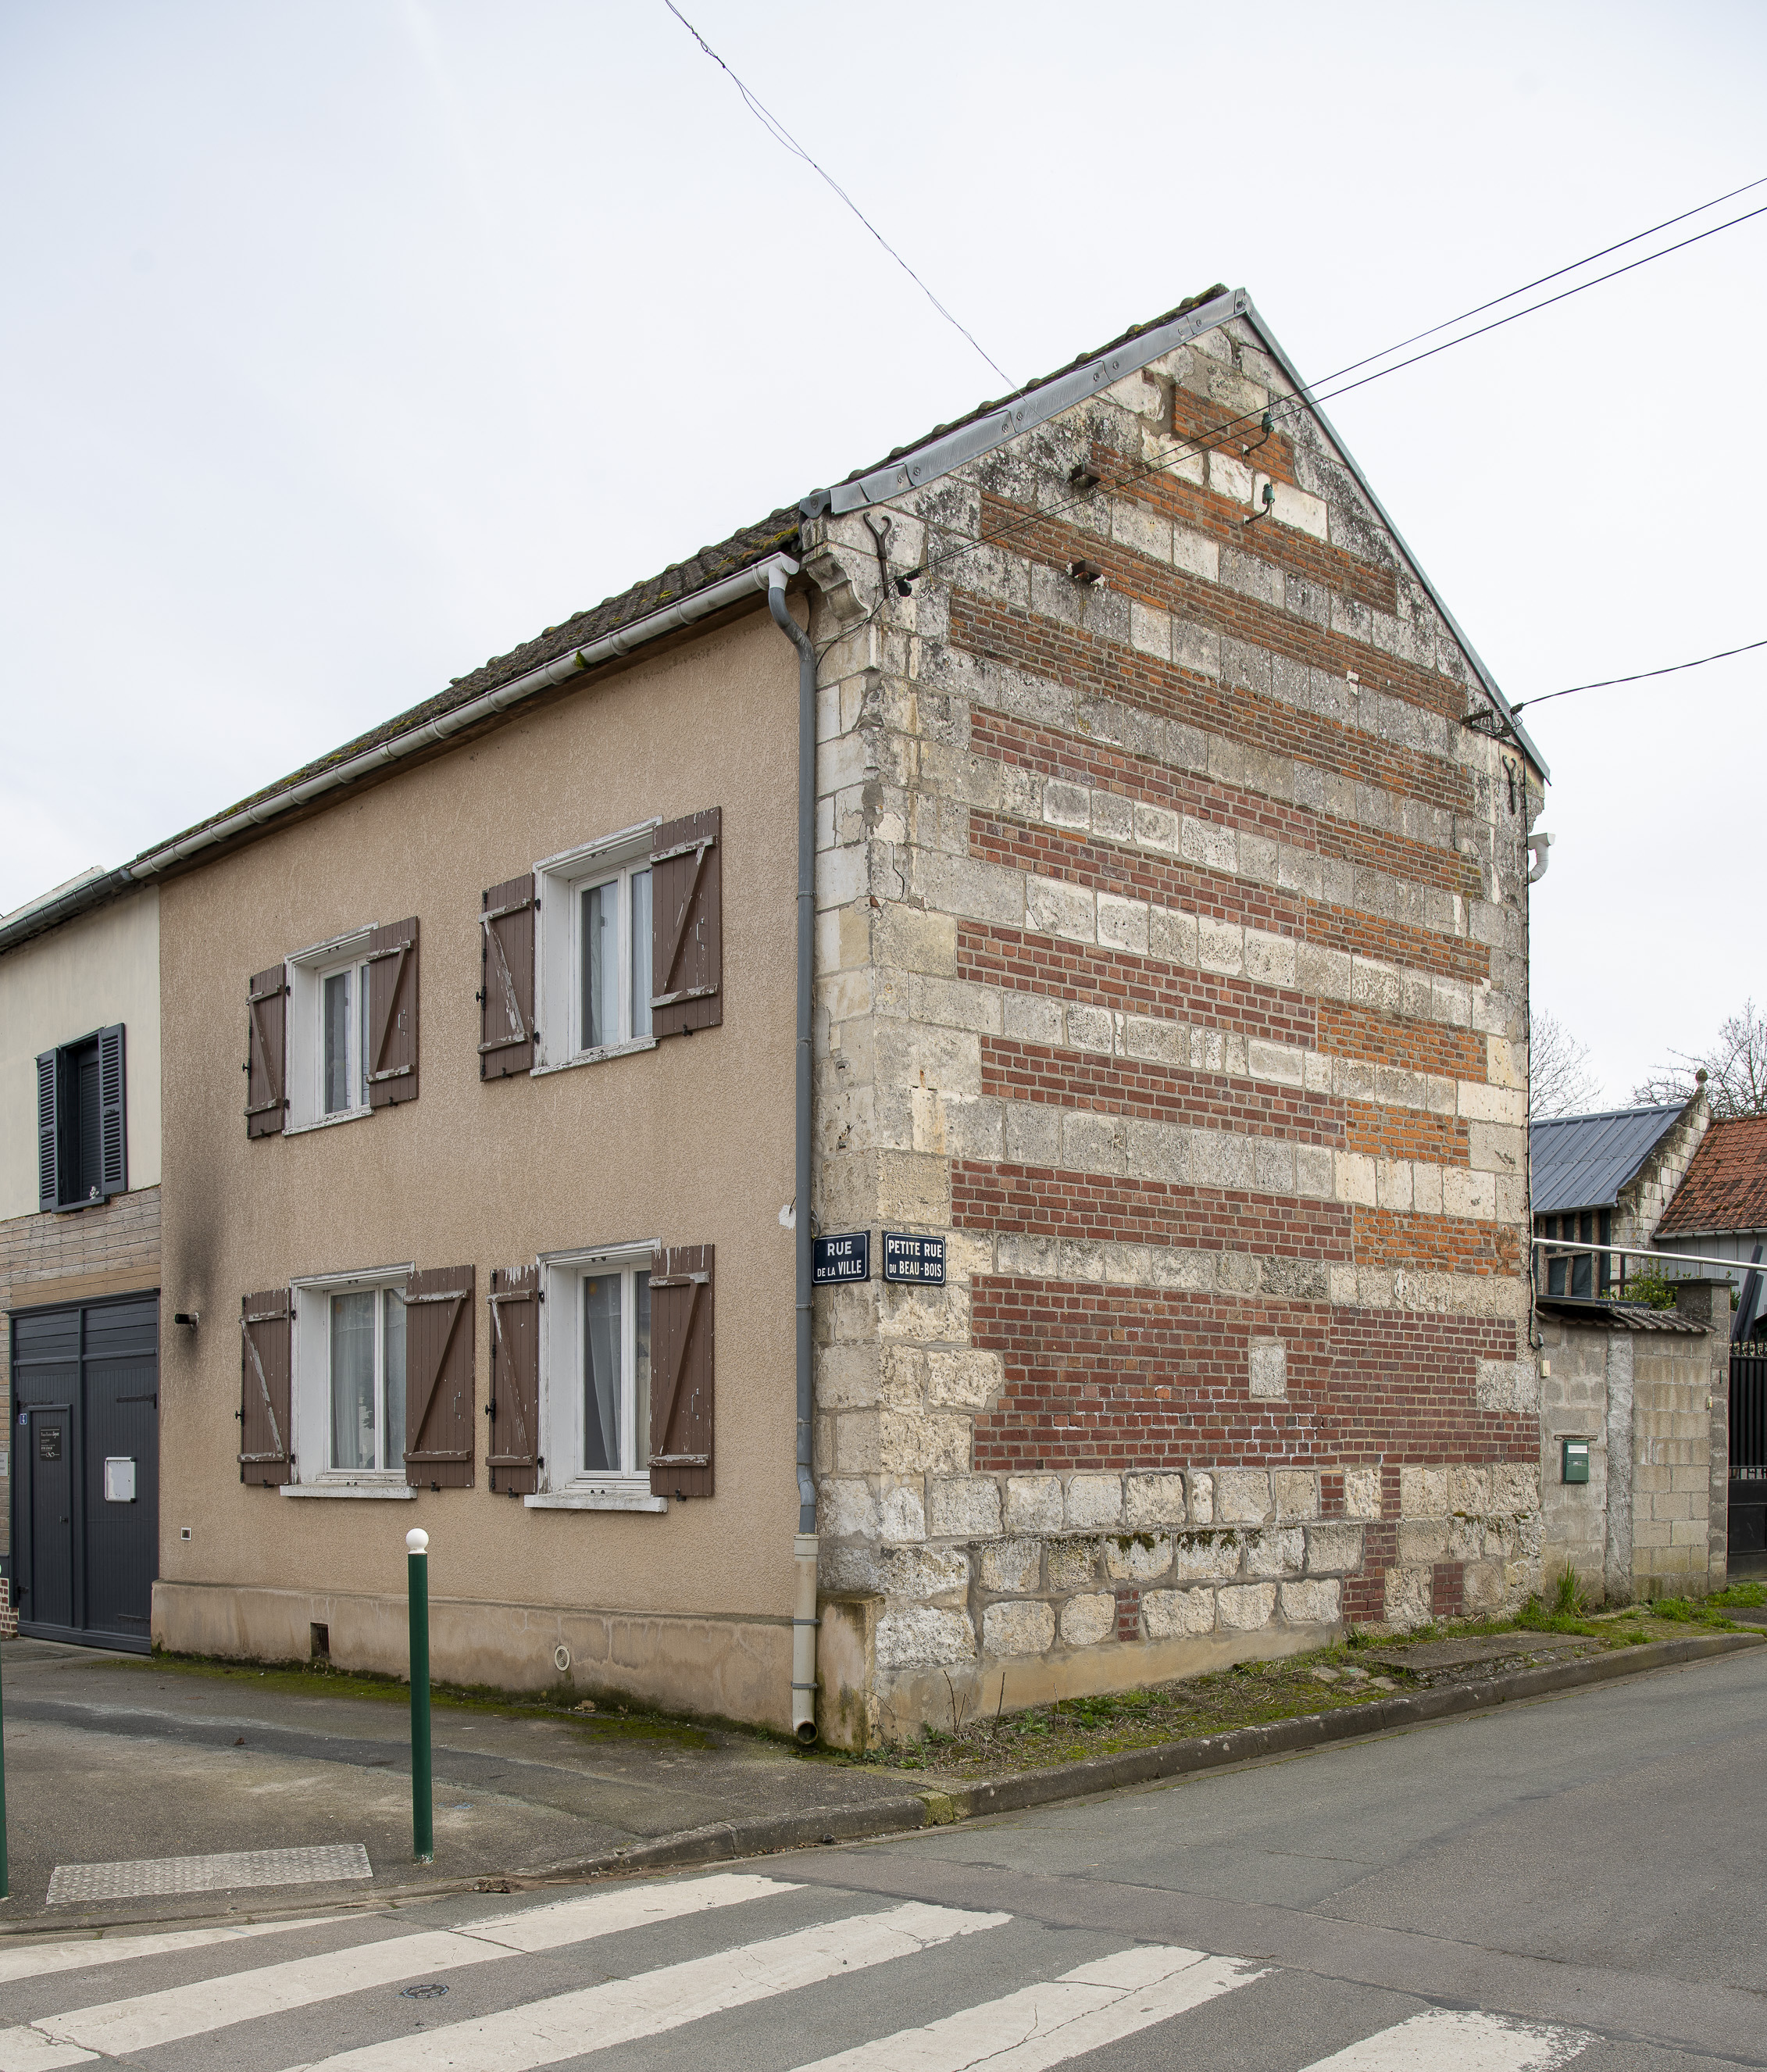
[1655,1115,1767,1235]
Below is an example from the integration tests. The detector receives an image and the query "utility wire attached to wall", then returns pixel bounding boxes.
[1510,638,1767,712]
[662,2,1012,387]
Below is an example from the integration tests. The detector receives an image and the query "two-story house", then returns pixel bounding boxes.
[1,866,162,1648]
[23,284,1549,1742]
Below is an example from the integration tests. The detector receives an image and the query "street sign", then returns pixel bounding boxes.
[883,1231,946,1285]
[813,1231,871,1284]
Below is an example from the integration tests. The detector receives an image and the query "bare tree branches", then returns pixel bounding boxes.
[1530,1008,1604,1119]
[1633,999,1767,1118]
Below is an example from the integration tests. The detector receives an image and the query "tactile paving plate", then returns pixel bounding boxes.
[47,1842,373,1906]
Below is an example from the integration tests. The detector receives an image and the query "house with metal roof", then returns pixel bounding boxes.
[1530,1097,1707,1299]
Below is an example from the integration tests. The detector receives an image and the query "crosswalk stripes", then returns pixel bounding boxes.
[1299,2007,1593,2070]
[0,1872,791,2064]
[0,1915,337,1988]
[0,1870,1601,2072]
[290,1901,1008,2072]
[786,1943,1263,2072]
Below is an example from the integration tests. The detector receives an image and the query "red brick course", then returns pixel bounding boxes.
[951,589,1472,822]
[968,709,1480,903]
[958,923,1317,1050]
[1317,1002,1485,1082]
[980,1038,1343,1145]
[954,1159,1354,1261]
[969,1277,1529,1474]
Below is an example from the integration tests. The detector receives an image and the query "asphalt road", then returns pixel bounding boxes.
[1,1645,1761,2069]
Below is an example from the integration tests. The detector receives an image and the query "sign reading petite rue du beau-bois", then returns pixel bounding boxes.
[883,1231,946,1285]
[812,1231,870,1284]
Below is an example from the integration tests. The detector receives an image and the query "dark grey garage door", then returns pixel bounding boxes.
[10,1293,159,1652]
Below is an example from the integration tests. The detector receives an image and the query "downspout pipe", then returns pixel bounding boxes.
[768,565,819,1745]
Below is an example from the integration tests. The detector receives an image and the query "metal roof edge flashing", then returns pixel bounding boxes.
[1234,298,1550,785]
[130,553,801,879]
[821,290,1246,516]
[0,865,138,957]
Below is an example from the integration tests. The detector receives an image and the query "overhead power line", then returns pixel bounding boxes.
[662,2,1011,387]
[1512,638,1767,712]
[870,178,1767,606]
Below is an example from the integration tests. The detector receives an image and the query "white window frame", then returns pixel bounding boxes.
[532,820,660,1075]
[285,1262,416,1499]
[527,1239,666,1513]
[284,926,374,1133]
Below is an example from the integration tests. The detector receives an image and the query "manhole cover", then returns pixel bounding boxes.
[401,1982,449,2001]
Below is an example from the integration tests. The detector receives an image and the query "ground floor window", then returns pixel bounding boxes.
[329,1284,405,1471]
[290,1266,413,1488]
[530,1244,660,1509]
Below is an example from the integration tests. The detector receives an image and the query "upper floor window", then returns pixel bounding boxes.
[534,823,659,1072]
[251,919,419,1138]
[36,1024,126,1212]
[485,808,723,1082]
[319,951,372,1116]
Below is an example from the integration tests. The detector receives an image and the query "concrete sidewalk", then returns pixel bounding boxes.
[3,1627,1760,1934]
[0,1638,915,1928]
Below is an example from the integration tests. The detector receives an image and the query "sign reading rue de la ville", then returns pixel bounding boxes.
[882,1231,946,1285]
[812,1231,870,1284]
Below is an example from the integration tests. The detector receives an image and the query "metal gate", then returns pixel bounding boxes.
[9,1292,159,1651]
[1730,1340,1767,1570]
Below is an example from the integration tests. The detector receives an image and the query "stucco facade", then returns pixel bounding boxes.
[152,607,804,1721]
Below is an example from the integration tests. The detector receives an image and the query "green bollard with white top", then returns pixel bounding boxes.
[407,1527,433,1864]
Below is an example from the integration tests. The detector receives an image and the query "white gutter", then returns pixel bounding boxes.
[130,552,801,877]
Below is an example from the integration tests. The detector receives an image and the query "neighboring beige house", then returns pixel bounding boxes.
[0,870,162,1647]
[39,284,1552,1740]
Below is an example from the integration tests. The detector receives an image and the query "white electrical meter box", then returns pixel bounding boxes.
[104,1456,137,1503]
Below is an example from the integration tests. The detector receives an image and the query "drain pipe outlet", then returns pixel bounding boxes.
[769,565,820,1745]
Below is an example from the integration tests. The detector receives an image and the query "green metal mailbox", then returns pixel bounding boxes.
[1562,1438,1590,1484]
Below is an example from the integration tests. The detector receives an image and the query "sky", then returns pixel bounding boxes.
[3,1,1764,1105]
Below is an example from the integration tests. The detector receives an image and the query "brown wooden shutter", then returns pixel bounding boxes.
[245,965,287,1138]
[239,1289,291,1485]
[403,1265,474,1488]
[367,918,419,1109]
[487,1264,541,1495]
[650,1244,713,1498]
[651,809,722,1038]
[480,875,535,1077]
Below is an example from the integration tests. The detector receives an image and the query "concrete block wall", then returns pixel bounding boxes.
[1539,1289,1727,1605]
[801,310,1540,1741]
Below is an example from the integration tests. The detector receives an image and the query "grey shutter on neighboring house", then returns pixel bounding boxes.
[367,917,419,1109]
[651,809,722,1038]
[246,964,287,1138]
[98,1023,127,1197]
[487,1264,541,1494]
[404,1264,473,1488]
[480,876,535,1078]
[36,1049,59,1211]
[650,1244,713,1498]
[239,1288,292,1485]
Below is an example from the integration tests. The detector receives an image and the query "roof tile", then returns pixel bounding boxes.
[1655,1115,1767,1235]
